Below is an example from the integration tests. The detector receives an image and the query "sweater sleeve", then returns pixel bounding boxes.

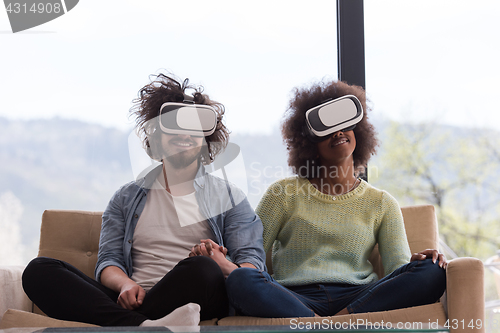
[377,192,412,276]
[255,180,291,253]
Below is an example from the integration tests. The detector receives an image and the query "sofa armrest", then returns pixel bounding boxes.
[445,257,485,333]
[0,265,32,320]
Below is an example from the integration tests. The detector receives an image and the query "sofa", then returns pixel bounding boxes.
[0,205,485,332]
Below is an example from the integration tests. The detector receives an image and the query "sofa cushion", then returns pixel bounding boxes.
[0,309,98,329]
[0,309,218,328]
[401,205,439,254]
[38,210,102,279]
[0,265,32,322]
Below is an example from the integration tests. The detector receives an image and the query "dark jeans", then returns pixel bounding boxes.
[226,258,446,318]
[22,256,228,326]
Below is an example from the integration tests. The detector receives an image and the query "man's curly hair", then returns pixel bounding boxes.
[130,73,230,164]
[281,79,378,177]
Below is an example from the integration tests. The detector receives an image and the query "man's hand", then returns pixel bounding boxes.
[117,281,146,310]
[410,249,447,269]
[100,266,146,310]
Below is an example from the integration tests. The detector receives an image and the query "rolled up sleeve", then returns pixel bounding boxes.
[223,196,266,271]
[95,187,129,282]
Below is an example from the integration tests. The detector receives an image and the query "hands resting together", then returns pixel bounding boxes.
[189,239,245,277]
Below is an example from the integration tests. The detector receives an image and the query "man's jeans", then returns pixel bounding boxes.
[226,258,446,318]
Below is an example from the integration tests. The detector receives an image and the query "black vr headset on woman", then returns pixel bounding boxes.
[158,96,217,137]
[304,95,363,142]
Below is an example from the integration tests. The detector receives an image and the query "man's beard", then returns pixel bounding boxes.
[164,148,202,169]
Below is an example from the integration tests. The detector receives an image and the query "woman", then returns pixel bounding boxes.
[224,80,446,318]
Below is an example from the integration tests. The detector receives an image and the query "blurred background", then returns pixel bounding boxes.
[1,0,499,329]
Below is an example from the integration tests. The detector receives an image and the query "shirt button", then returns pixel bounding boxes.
[86,251,92,257]
[128,239,132,244]
[134,214,138,218]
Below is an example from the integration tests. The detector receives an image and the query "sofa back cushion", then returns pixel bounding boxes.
[38,205,439,281]
[38,210,102,279]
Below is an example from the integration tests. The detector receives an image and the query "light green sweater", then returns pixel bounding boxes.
[256,177,411,287]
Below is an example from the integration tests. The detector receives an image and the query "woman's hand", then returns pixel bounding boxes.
[410,249,447,269]
[189,239,237,277]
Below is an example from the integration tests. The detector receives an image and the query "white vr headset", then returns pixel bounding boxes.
[158,101,217,137]
[304,95,363,142]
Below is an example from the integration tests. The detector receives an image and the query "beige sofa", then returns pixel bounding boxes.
[0,205,485,332]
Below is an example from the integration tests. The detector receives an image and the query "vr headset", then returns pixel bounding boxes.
[304,95,363,142]
[158,100,217,137]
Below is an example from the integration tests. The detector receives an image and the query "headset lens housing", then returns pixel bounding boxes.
[304,95,363,141]
[159,102,217,137]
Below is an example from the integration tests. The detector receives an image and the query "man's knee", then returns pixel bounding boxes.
[183,255,219,270]
[23,257,58,293]
[23,257,57,279]
[178,256,224,282]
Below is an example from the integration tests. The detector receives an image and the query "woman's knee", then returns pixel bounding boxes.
[419,258,446,276]
[417,259,447,296]
[226,267,264,295]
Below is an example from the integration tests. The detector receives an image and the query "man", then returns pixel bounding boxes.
[22,73,266,327]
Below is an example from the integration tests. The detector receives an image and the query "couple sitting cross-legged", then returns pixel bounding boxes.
[22,74,446,327]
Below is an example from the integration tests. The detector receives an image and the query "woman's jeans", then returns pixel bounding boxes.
[226,258,446,318]
[22,256,228,326]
